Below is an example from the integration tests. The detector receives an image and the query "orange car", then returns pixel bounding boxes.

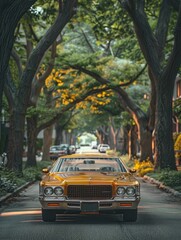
[39,153,140,222]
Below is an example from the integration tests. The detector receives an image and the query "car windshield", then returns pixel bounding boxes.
[51,158,127,173]
[50,146,62,151]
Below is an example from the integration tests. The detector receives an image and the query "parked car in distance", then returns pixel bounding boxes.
[39,153,140,222]
[98,144,110,153]
[49,145,63,160]
[59,144,70,155]
[97,144,101,151]
[49,144,70,160]
[91,141,97,149]
[75,144,80,149]
[69,145,76,154]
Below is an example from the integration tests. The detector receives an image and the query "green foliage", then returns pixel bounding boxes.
[78,0,134,44]
[59,50,148,90]
[23,167,42,181]
[70,108,109,135]
[0,168,26,197]
[30,0,58,24]
[120,111,135,127]
[26,101,61,127]
[126,84,150,112]
[0,161,50,197]
[64,23,100,54]
[173,98,181,121]
[148,170,181,192]
[113,38,143,61]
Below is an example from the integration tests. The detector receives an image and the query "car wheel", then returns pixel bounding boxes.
[42,209,56,222]
[123,209,137,222]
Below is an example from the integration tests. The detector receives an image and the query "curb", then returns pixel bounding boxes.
[143,175,181,198]
[0,181,33,206]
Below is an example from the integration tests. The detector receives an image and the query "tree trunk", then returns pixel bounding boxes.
[154,77,177,170]
[103,126,109,144]
[3,0,77,175]
[10,110,26,175]
[139,127,153,162]
[109,125,116,150]
[128,126,137,160]
[131,125,137,158]
[119,0,181,170]
[95,130,104,144]
[26,116,38,168]
[62,130,67,143]
[54,123,63,145]
[6,115,14,170]
[42,126,53,161]
[121,127,129,155]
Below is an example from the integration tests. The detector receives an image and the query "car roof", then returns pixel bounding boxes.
[50,145,61,148]
[60,152,118,159]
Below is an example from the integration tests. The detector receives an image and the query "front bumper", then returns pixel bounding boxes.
[39,196,140,213]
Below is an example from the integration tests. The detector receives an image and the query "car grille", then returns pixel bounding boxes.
[67,185,112,200]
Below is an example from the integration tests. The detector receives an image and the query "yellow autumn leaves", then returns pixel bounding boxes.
[43,68,112,113]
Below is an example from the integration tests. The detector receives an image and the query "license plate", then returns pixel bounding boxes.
[81,202,99,212]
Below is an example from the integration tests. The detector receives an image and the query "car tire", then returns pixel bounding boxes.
[42,209,56,222]
[123,209,137,222]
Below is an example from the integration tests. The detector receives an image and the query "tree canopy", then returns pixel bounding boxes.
[1,0,181,173]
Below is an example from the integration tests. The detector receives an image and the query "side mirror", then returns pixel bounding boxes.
[42,168,49,174]
[129,168,136,174]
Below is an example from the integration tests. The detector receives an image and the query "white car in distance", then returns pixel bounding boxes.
[98,144,110,153]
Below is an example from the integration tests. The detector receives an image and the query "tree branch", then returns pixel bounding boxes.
[30,42,57,104]
[70,64,147,126]
[80,28,95,53]
[18,0,77,110]
[155,0,172,59]
[162,1,181,82]
[4,68,17,108]
[119,0,161,79]
[71,64,146,87]
[37,85,111,132]
[28,23,40,42]
[11,48,23,78]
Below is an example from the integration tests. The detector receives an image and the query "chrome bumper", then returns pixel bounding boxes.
[39,196,140,212]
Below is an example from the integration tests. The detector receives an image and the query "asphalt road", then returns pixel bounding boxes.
[0,177,181,240]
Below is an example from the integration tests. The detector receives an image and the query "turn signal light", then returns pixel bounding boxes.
[120,203,132,207]
[47,203,59,207]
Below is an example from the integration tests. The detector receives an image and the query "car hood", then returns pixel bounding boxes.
[42,172,138,185]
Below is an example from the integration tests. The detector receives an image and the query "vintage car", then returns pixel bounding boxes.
[49,145,63,160]
[49,144,70,160]
[39,153,140,222]
[98,144,110,153]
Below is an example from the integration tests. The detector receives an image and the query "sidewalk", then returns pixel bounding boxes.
[142,164,181,198]
[143,174,181,198]
[0,181,33,207]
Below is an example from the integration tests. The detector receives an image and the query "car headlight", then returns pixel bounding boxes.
[44,187,53,196]
[117,187,125,195]
[126,187,135,196]
[54,187,64,196]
